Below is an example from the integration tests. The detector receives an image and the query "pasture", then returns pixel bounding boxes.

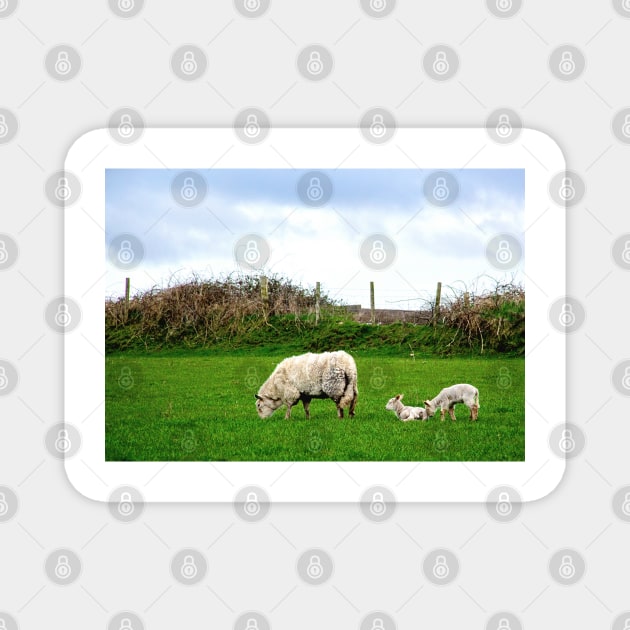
[105,353,524,462]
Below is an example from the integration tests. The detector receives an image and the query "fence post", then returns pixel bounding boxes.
[464,291,470,309]
[124,277,130,322]
[370,281,375,325]
[315,281,321,325]
[261,275,269,317]
[433,281,442,326]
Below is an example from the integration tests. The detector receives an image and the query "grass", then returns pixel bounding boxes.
[106,352,524,462]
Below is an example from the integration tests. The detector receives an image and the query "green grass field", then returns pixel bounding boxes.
[105,352,524,462]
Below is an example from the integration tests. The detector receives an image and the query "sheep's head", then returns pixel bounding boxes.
[423,400,435,417]
[385,394,403,411]
[255,394,282,418]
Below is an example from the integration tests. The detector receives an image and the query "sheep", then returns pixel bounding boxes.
[255,350,358,420]
[385,394,428,421]
[424,384,480,421]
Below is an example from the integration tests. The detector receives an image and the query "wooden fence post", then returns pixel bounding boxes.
[260,275,269,316]
[315,281,321,325]
[124,277,130,322]
[370,281,375,325]
[433,281,442,325]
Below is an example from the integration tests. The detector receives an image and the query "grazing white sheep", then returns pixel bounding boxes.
[255,351,358,420]
[424,384,480,421]
[385,394,427,421]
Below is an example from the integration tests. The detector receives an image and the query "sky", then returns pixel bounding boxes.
[105,168,525,309]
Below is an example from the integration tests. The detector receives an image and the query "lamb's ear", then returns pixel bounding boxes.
[423,400,430,406]
[395,394,401,400]
[255,394,263,400]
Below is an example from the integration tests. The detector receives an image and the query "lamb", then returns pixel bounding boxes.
[424,383,480,421]
[255,350,358,420]
[385,394,428,421]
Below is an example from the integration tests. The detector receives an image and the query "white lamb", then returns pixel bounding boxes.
[424,383,480,421]
[255,350,358,420]
[385,394,428,421]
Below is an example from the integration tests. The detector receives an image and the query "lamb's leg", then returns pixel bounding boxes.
[284,402,294,420]
[302,398,311,420]
[337,403,344,419]
[449,406,456,421]
[471,404,479,421]
[440,407,446,421]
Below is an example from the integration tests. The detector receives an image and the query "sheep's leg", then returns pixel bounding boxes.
[349,391,357,417]
[440,408,446,421]
[284,401,295,420]
[449,406,456,421]
[337,402,344,419]
[471,404,479,421]
[302,398,311,420]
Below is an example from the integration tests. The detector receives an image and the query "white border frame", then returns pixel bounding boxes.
[65,127,565,503]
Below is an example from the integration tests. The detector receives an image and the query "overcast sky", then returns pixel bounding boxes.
[105,168,524,309]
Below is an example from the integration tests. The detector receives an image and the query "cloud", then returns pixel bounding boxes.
[105,168,524,306]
